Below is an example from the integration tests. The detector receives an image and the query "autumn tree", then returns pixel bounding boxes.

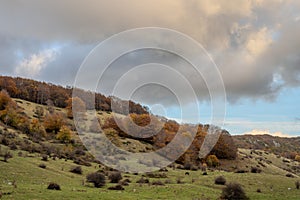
[44,113,64,134]
[206,155,220,167]
[0,100,19,127]
[65,97,86,119]
[0,90,11,110]
[29,119,46,138]
[56,125,72,143]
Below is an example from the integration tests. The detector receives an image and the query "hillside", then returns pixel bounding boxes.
[233,134,300,159]
[0,77,299,199]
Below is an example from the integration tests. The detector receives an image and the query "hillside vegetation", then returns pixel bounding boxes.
[234,134,300,160]
[0,76,299,199]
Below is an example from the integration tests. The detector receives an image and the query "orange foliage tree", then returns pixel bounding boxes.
[0,90,12,110]
[65,97,86,119]
[43,113,64,134]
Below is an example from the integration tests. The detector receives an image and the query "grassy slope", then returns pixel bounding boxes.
[0,99,299,199]
[0,146,299,200]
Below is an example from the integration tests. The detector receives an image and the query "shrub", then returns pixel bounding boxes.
[41,154,48,161]
[251,167,262,173]
[47,183,61,190]
[220,183,249,200]
[215,176,226,185]
[286,173,294,178]
[86,172,106,188]
[39,163,47,169]
[206,155,219,167]
[120,179,131,186]
[70,166,82,175]
[152,181,165,186]
[191,165,198,171]
[256,188,262,193]
[296,181,300,189]
[136,177,149,184]
[145,172,167,178]
[74,158,92,167]
[108,172,122,183]
[108,184,124,190]
[235,169,248,173]
[3,151,13,162]
[9,142,18,150]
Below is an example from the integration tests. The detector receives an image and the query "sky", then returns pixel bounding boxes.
[0,0,299,137]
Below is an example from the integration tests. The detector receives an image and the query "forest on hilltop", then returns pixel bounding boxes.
[0,76,148,114]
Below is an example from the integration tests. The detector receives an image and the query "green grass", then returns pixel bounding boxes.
[0,148,299,200]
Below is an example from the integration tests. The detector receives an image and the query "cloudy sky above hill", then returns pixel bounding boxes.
[0,0,299,136]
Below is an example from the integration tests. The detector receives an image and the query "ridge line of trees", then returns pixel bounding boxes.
[0,76,148,114]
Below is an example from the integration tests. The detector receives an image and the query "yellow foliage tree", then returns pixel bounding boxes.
[56,125,72,143]
[30,119,46,138]
[206,155,220,167]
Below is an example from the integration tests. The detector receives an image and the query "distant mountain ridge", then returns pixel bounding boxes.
[233,134,300,158]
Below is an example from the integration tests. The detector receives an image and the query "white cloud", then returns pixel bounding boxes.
[224,118,300,136]
[15,49,58,78]
[246,27,272,58]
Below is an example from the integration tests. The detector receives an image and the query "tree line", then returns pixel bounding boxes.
[0,76,148,114]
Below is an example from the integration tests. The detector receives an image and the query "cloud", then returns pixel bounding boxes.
[15,48,58,78]
[242,129,293,138]
[224,118,300,136]
[0,0,299,105]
